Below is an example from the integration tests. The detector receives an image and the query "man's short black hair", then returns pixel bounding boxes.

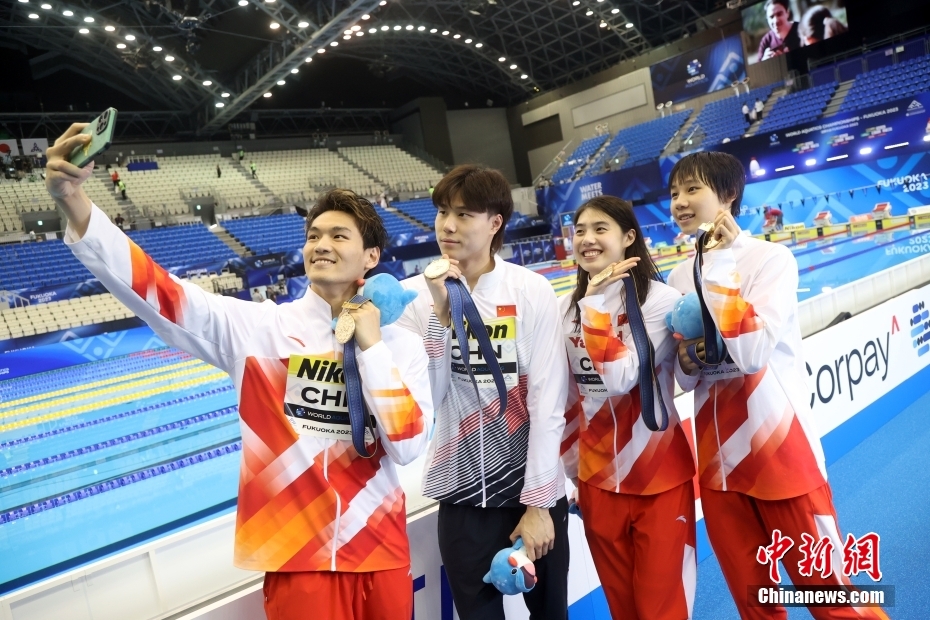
[668,151,746,217]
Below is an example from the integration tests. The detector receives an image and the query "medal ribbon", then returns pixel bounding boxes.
[622,278,669,432]
[687,230,729,368]
[341,294,379,458]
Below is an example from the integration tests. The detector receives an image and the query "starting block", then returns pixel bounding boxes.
[872,202,892,219]
[813,211,833,227]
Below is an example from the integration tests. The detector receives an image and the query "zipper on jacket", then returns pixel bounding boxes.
[323,441,341,571]
[712,387,726,491]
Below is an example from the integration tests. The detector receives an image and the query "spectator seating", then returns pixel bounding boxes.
[0,240,93,291]
[551,134,611,184]
[586,110,692,175]
[838,55,930,113]
[0,293,135,339]
[124,224,237,269]
[758,82,838,133]
[392,198,435,227]
[684,85,778,149]
[247,148,383,201]
[338,146,444,193]
[123,154,265,216]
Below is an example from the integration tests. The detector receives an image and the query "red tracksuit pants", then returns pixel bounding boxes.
[262,566,412,620]
[702,484,889,620]
[578,480,696,620]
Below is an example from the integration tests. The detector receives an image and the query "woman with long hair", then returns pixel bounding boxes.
[559,196,697,619]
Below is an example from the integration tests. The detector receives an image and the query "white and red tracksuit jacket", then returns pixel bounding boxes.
[559,281,695,495]
[668,234,827,500]
[66,204,433,573]
[396,256,569,508]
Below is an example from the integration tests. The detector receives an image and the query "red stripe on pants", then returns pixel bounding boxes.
[263,566,412,620]
[702,484,889,619]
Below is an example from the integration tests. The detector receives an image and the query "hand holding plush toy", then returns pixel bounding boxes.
[664,292,724,352]
[482,537,538,595]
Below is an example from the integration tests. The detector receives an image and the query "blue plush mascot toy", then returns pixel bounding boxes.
[330,273,418,329]
[665,292,724,351]
[482,537,537,595]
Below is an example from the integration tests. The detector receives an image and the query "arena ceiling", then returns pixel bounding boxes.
[1,0,723,136]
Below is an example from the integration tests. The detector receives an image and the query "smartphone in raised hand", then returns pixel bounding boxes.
[69,108,118,168]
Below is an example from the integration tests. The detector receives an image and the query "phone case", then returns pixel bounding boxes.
[70,108,118,168]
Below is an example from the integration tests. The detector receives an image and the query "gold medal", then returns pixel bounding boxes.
[699,222,720,250]
[589,265,614,287]
[424,258,451,279]
[334,312,356,344]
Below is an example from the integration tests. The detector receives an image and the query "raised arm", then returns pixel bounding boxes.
[46,124,265,373]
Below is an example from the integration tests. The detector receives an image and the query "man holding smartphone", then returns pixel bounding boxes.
[395,164,570,620]
[45,124,434,620]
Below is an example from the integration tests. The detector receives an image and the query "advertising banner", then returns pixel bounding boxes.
[650,35,746,104]
[11,279,108,306]
[717,92,930,179]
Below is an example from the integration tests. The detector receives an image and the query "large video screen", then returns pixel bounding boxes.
[742,0,849,65]
[650,35,746,105]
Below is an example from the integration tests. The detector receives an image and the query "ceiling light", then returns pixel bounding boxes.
[125,34,135,40]
[265,0,275,3]
[381,25,389,31]
[263,92,272,97]
[221,92,230,97]
[216,102,225,108]
[362,14,370,19]
[172,75,182,80]
[317,47,326,53]
[572,0,580,4]
[805,158,816,166]
[18,0,29,3]
[453,33,461,38]
[343,35,351,40]
[379,0,386,5]
[203,80,212,85]
[394,25,402,30]
[277,79,286,85]
[62,10,73,16]
[79,28,89,34]
[238,0,247,5]
[442,30,449,35]
[464,38,472,43]
[165,55,174,61]
[355,31,363,36]
[475,43,483,48]
[105,26,115,32]
[509,64,517,69]
[417,26,425,31]
[498,57,505,61]
[305,56,313,62]
[290,68,298,73]
[116,42,126,48]
[521,74,528,79]
[153,45,162,51]
[41,2,51,7]
[405,25,413,30]
[585,10,593,16]
[83,16,93,22]
[298,21,309,28]
[599,22,607,27]
[29,13,39,19]
[369,28,376,33]
[430,28,437,33]
[611,8,619,13]
[330,41,338,46]
[625,22,633,28]
[270,22,279,29]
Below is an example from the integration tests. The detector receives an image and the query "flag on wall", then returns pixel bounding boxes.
[21,138,49,157]
[0,140,20,159]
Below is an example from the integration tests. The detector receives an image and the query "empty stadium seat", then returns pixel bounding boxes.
[838,55,930,114]
[758,82,838,133]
